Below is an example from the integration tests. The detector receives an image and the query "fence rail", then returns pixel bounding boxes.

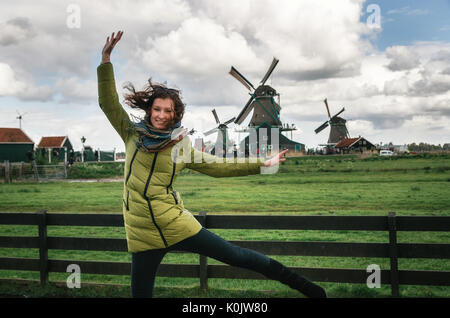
[0,211,449,297]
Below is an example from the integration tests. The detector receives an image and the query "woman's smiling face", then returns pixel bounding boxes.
[150,97,175,129]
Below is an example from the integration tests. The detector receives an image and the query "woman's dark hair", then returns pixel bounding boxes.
[122,79,185,124]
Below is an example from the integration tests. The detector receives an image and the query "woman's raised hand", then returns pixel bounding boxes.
[264,149,288,167]
[101,31,124,64]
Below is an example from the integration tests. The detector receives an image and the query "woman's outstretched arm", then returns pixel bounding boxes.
[182,136,288,177]
[97,31,133,142]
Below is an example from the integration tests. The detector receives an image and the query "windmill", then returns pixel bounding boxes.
[203,109,235,157]
[228,57,304,155]
[16,110,28,129]
[314,98,350,145]
[229,57,283,128]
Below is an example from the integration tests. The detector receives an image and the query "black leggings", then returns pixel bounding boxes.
[131,227,273,298]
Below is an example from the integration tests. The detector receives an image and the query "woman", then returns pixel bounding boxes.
[98,31,326,298]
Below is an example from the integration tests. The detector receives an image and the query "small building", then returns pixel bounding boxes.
[335,136,376,154]
[0,128,35,162]
[37,136,73,163]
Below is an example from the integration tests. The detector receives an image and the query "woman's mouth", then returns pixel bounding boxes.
[154,120,169,127]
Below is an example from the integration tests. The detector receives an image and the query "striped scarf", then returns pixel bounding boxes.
[133,119,192,153]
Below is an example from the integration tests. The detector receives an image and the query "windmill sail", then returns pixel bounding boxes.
[324,98,331,118]
[229,66,255,91]
[223,117,236,125]
[234,96,254,125]
[204,127,219,136]
[331,107,345,119]
[212,109,220,124]
[315,121,329,134]
[260,57,279,85]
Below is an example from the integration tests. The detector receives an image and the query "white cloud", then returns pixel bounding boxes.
[382,44,450,97]
[0,63,26,95]
[385,46,421,71]
[54,77,97,103]
[141,17,259,77]
[0,17,36,46]
[0,62,54,102]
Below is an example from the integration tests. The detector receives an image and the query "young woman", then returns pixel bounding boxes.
[98,31,326,298]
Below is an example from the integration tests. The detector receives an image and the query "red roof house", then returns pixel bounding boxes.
[38,136,73,151]
[335,136,376,154]
[0,128,34,144]
[0,128,34,162]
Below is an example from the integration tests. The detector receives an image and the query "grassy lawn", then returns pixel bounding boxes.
[0,154,449,298]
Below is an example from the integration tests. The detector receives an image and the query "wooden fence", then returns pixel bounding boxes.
[0,211,449,297]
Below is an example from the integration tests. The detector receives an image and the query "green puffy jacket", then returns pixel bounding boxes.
[97,63,265,253]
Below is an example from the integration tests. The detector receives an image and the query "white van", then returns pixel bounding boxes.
[379,150,394,156]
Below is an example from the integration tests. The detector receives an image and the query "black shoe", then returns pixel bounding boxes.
[268,260,327,298]
[288,274,327,298]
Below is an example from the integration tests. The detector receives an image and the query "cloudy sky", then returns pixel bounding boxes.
[1,0,449,152]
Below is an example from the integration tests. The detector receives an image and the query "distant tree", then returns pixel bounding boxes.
[407,142,443,152]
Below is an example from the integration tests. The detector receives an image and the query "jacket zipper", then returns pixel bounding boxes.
[167,153,177,194]
[123,149,138,211]
[123,191,130,211]
[143,153,168,248]
[125,148,138,185]
[167,153,178,205]
[171,191,178,205]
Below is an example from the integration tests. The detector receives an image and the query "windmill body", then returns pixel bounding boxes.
[229,58,304,155]
[327,116,349,144]
[315,99,350,146]
[235,84,282,128]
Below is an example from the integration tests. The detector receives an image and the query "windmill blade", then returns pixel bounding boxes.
[324,98,331,119]
[223,117,236,126]
[234,96,255,125]
[260,57,279,85]
[204,127,219,136]
[331,107,345,119]
[314,121,329,134]
[229,66,255,91]
[212,109,220,124]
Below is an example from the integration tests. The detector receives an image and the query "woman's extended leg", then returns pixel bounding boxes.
[131,248,167,298]
[172,227,326,298]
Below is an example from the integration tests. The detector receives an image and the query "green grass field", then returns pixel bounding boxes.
[0,154,449,298]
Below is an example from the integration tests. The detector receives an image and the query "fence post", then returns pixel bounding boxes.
[19,162,24,179]
[38,209,49,286]
[4,160,10,184]
[32,160,39,181]
[388,211,399,297]
[199,211,208,291]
